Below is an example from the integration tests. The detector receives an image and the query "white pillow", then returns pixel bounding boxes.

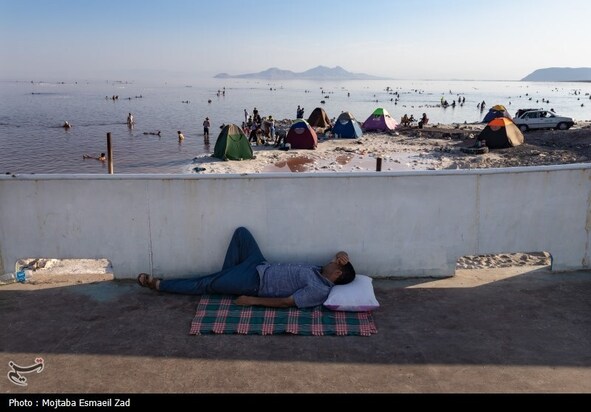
[323,274,380,312]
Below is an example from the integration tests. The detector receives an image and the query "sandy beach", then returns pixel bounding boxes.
[189,120,591,174]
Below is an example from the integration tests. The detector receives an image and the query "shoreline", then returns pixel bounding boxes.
[188,121,591,175]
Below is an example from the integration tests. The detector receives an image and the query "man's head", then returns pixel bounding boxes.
[335,261,355,285]
[321,261,356,285]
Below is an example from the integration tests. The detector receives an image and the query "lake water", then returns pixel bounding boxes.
[1,78,589,174]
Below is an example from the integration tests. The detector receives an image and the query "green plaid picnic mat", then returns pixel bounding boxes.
[190,295,377,336]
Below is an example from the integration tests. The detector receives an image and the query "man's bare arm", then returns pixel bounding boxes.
[234,295,296,308]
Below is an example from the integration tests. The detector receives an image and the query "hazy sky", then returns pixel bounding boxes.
[1,0,590,82]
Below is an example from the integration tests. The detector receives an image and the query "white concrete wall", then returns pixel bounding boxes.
[1,164,590,280]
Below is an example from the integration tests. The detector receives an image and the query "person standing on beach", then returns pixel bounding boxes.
[203,117,210,144]
[296,105,305,119]
[268,115,275,142]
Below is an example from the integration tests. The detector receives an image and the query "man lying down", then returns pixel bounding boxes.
[137,227,355,308]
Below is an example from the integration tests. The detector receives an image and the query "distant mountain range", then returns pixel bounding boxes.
[521,67,591,82]
[214,66,390,80]
[214,66,591,82]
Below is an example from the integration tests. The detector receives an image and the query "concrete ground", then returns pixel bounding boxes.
[1,265,590,394]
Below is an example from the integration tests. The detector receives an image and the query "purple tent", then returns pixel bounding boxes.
[362,108,398,132]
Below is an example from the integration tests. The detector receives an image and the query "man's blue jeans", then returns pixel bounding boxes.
[158,227,265,296]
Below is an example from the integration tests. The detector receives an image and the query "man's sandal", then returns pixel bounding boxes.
[136,273,159,290]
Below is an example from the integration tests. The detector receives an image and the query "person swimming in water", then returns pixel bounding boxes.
[83,153,106,161]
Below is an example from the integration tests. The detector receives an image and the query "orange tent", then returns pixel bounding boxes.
[477,117,524,149]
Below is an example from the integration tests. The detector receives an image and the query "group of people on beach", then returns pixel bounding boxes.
[242,107,277,146]
[401,113,429,128]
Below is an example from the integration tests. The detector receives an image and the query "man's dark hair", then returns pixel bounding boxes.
[335,262,355,285]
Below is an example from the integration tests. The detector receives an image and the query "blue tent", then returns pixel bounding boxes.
[332,111,363,138]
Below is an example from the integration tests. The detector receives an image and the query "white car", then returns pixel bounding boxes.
[513,109,575,132]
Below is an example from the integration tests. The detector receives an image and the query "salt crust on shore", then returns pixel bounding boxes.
[188,121,591,175]
[189,125,470,174]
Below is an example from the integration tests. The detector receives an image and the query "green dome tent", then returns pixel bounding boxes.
[213,124,254,160]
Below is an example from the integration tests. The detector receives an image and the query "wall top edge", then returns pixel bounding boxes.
[1,163,590,181]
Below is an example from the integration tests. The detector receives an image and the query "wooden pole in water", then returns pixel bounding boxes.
[107,132,114,174]
[376,157,382,172]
